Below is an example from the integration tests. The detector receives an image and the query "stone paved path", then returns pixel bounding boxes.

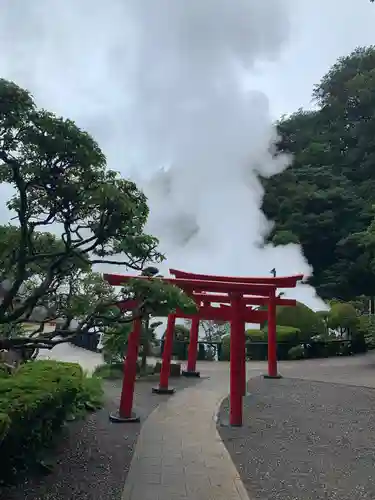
[121,364,266,500]
[121,354,375,500]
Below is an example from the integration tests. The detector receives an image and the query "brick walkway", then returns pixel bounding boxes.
[121,369,259,500]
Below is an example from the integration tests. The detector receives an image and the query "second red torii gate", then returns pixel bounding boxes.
[104,270,302,426]
[170,269,301,384]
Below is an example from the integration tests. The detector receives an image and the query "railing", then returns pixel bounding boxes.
[244,338,366,361]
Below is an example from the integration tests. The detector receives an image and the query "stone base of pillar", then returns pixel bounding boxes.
[109,411,140,423]
[152,386,176,394]
[182,370,200,378]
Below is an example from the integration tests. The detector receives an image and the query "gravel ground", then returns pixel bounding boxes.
[1,377,201,500]
[218,377,375,500]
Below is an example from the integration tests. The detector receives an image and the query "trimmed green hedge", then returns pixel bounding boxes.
[274,302,326,339]
[218,326,361,360]
[0,360,84,484]
[220,326,301,360]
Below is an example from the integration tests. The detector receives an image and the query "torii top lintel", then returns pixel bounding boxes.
[103,273,277,296]
[169,269,303,289]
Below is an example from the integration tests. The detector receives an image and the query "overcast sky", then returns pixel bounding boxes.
[249,0,375,117]
[0,0,374,310]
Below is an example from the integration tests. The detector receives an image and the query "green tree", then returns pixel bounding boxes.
[262,47,375,300]
[0,79,195,355]
[327,302,359,337]
[172,324,190,342]
[185,319,228,342]
[102,318,161,373]
[139,320,162,372]
[271,230,300,246]
[102,323,132,364]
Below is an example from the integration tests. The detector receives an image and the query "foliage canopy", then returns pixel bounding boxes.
[0,79,195,353]
[262,47,375,300]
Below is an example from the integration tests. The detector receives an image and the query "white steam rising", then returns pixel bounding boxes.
[0,0,324,309]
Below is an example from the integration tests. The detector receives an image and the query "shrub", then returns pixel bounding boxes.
[0,360,85,484]
[172,324,190,342]
[274,325,301,341]
[220,326,302,361]
[357,316,375,350]
[75,373,103,414]
[93,360,157,380]
[328,302,359,333]
[244,329,266,360]
[161,325,190,361]
[0,364,10,378]
[93,362,124,380]
[245,329,267,341]
[273,302,326,340]
[288,345,306,360]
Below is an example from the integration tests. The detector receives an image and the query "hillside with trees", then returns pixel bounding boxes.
[262,46,375,301]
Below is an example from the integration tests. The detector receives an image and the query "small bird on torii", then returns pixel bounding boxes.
[270,268,285,298]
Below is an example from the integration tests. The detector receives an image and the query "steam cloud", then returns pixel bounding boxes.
[0,0,324,309]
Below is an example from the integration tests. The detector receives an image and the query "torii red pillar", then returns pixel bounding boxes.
[264,290,282,379]
[109,317,142,423]
[153,313,176,394]
[182,316,200,378]
[241,322,247,396]
[230,294,245,426]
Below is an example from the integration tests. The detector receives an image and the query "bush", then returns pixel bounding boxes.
[93,360,157,380]
[357,316,375,350]
[288,345,306,360]
[274,325,301,342]
[273,302,326,340]
[328,302,359,332]
[75,373,103,414]
[0,364,10,378]
[245,329,266,360]
[245,329,267,341]
[93,362,124,380]
[0,360,85,484]
[220,326,302,361]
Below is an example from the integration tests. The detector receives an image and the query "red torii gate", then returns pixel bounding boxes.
[104,270,302,426]
[170,269,301,380]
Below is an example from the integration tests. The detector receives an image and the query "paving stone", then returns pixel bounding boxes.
[123,355,375,500]
[121,374,251,500]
